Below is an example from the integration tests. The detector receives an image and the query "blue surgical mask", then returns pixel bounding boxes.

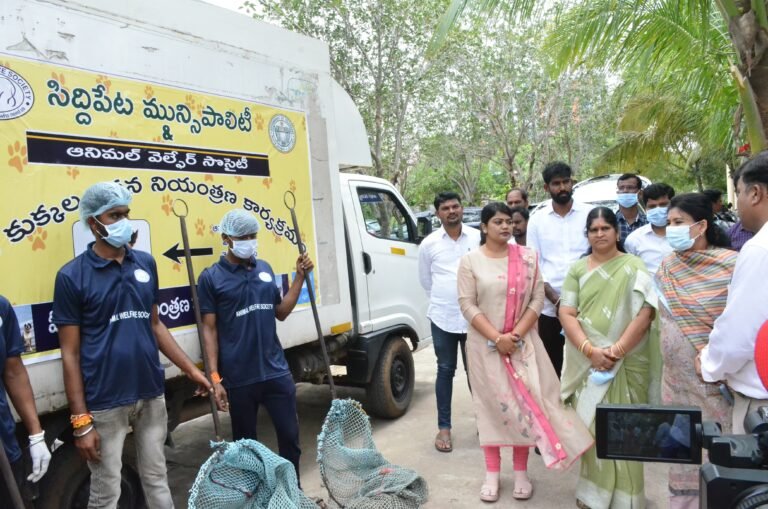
[666,222,702,252]
[96,218,133,248]
[231,239,257,259]
[616,192,639,208]
[646,207,669,227]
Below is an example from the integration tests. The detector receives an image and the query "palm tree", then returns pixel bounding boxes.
[433,0,768,161]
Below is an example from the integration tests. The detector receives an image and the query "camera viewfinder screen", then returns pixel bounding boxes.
[605,412,694,462]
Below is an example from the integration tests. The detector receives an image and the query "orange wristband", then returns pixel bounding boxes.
[70,413,93,429]
[211,372,223,384]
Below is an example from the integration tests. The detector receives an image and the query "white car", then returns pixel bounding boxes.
[530,174,653,216]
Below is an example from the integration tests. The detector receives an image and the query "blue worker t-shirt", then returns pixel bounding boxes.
[52,245,165,411]
[0,296,24,463]
[197,256,290,388]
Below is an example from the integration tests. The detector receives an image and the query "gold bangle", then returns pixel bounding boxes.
[578,339,590,354]
[585,343,594,358]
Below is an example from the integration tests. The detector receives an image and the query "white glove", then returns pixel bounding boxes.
[28,431,51,483]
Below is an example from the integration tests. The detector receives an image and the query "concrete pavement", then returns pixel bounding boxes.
[166,344,669,507]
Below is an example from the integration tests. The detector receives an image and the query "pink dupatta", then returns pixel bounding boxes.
[501,244,568,467]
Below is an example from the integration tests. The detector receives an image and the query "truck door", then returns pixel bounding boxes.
[346,180,429,339]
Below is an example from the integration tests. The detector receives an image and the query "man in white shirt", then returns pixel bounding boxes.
[698,153,768,433]
[624,183,675,275]
[418,191,480,452]
[527,162,591,376]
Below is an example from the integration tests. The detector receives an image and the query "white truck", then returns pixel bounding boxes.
[0,1,432,506]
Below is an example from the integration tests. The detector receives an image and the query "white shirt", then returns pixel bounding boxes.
[624,224,673,275]
[527,200,591,317]
[701,221,768,399]
[418,225,481,333]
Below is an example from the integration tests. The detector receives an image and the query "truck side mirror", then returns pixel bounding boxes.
[416,216,432,243]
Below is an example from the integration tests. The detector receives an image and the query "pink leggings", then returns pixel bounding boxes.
[483,446,529,472]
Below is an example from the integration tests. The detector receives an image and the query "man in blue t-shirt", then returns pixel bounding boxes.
[0,295,51,499]
[53,182,223,509]
[197,209,312,481]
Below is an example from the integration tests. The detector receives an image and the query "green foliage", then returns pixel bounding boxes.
[245,0,459,187]
[435,0,750,192]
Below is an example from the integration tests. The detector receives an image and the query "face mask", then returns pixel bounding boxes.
[666,222,702,252]
[646,207,669,227]
[96,218,133,248]
[230,239,257,259]
[616,192,639,208]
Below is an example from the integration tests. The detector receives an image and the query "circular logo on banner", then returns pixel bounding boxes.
[0,65,34,120]
[258,272,273,283]
[134,269,151,283]
[268,114,296,153]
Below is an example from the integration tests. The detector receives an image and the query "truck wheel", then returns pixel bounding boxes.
[365,336,414,419]
[37,443,145,509]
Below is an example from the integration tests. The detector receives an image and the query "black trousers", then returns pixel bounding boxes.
[538,314,565,378]
[228,374,302,483]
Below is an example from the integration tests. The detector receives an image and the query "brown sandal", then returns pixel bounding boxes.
[434,431,452,452]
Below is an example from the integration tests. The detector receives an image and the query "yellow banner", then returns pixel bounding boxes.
[0,54,317,359]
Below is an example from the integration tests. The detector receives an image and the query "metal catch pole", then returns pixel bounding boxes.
[283,190,336,399]
[0,436,25,509]
[172,199,222,441]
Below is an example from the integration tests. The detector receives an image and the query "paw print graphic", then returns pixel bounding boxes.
[51,72,66,85]
[28,228,47,251]
[1,61,11,69]
[109,130,119,138]
[204,174,214,182]
[273,232,282,243]
[161,194,172,216]
[262,177,272,190]
[254,113,265,131]
[152,136,163,143]
[144,85,154,100]
[66,166,80,180]
[96,75,112,93]
[234,176,243,184]
[195,102,204,117]
[185,94,196,110]
[172,263,181,272]
[7,141,28,173]
[289,180,297,192]
[195,218,206,236]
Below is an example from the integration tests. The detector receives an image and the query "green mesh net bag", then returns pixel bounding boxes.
[188,439,318,509]
[316,399,428,508]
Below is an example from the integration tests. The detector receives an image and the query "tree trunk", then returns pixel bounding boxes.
[724,2,768,151]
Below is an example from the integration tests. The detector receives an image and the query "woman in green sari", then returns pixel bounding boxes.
[559,207,661,509]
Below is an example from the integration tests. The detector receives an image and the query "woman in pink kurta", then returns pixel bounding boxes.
[457,202,593,503]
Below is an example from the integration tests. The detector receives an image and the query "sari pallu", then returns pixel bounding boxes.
[561,254,662,509]
[655,249,736,508]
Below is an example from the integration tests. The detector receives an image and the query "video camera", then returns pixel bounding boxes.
[595,404,768,509]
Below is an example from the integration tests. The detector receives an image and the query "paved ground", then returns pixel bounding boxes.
[166,344,669,508]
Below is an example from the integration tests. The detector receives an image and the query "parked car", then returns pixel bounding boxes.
[462,206,482,228]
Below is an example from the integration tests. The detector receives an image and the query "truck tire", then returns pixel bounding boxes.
[36,442,145,509]
[365,336,414,419]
